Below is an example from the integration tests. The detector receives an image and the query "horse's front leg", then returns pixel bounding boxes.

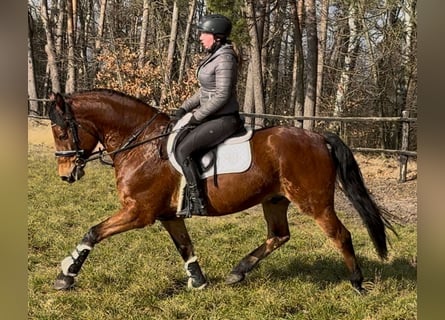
[54,207,151,290]
[161,219,207,289]
[53,227,97,290]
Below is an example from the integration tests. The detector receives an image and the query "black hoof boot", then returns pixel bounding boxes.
[54,272,75,290]
[185,257,207,289]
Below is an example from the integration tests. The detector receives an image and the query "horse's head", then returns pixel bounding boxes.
[49,92,99,183]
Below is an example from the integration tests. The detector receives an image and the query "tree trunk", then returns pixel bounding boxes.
[178,0,197,82]
[316,0,329,116]
[28,11,39,115]
[65,0,76,93]
[398,0,416,113]
[92,0,107,87]
[245,0,265,127]
[289,0,304,128]
[333,1,361,118]
[72,0,78,36]
[95,0,107,52]
[77,0,94,88]
[268,0,285,115]
[160,0,179,108]
[303,0,318,130]
[402,0,417,113]
[41,0,61,93]
[138,0,150,69]
[243,61,255,126]
[55,0,65,57]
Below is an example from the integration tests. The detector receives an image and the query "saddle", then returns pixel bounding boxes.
[165,113,254,216]
[166,113,253,180]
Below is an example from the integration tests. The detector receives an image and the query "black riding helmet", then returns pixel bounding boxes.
[197,14,232,38]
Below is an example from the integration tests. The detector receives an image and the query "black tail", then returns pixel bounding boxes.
[324,132,396,260]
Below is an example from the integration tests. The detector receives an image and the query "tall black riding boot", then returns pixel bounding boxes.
[177,157,207,218]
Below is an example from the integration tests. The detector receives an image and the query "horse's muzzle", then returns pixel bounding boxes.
[61,165,85,183]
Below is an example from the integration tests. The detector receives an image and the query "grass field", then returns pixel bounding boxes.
[28,144,417,320]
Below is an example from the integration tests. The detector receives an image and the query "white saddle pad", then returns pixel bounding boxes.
[167,113,253,179]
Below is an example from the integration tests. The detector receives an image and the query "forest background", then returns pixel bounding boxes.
[26,2,418,318]
[27,0,417,151]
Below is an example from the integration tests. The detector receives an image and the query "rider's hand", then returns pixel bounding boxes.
[188,114,201,126]
[172,108,186,120]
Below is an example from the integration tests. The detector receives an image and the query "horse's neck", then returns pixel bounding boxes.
[99,112,160,154]
[73,95,160,153]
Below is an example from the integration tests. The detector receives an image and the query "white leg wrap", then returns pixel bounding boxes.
[184,256,198,276]
[61,244,93,277]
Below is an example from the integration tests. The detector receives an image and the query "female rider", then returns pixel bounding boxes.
[173,14,244,218]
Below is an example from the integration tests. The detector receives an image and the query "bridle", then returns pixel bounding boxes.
[52,104,173,167]
[51,100,88,169]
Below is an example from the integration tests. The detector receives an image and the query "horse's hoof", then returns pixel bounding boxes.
[54,273,75,290]
[352,285,367,295]
[187,277,208,290]
[225,272,245,285]
[354,287,367,295]
[187,270,208,290]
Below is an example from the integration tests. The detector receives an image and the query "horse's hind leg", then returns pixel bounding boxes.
[161,219,207,289]
[314,206,365,293]
[226,196,291,284]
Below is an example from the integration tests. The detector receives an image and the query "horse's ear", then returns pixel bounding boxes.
[50,92,66,114]
[48,92,67,127]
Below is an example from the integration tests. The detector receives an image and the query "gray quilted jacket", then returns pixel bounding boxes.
[180,44,239,122]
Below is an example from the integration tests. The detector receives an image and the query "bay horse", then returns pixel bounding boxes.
[48,89,395,293]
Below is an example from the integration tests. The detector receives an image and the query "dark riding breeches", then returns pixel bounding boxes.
[174,114,243,166]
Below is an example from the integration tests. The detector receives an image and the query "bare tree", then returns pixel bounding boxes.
[333,1,361,118]
[267,0,285,115]
[95,0,107,52]
[28,10,39,115]
[303,0,318,130]
[91,0,107,87]
[316,0,329,115]
[289,0,305,127]
[160,0,179,107]
[27,0,417,152]
[244,0,266,127]
[65,0,76,93]
[138,0,150,69]
[40,0,61,93]
[399,0,416,113]
[178,0,197,82]
[54,0,65,56]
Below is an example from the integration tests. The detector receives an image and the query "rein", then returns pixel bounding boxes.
[57,110,175,167]
[86,130,172,166]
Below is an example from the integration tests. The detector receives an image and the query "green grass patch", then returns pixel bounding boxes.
[28,145,417,319]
